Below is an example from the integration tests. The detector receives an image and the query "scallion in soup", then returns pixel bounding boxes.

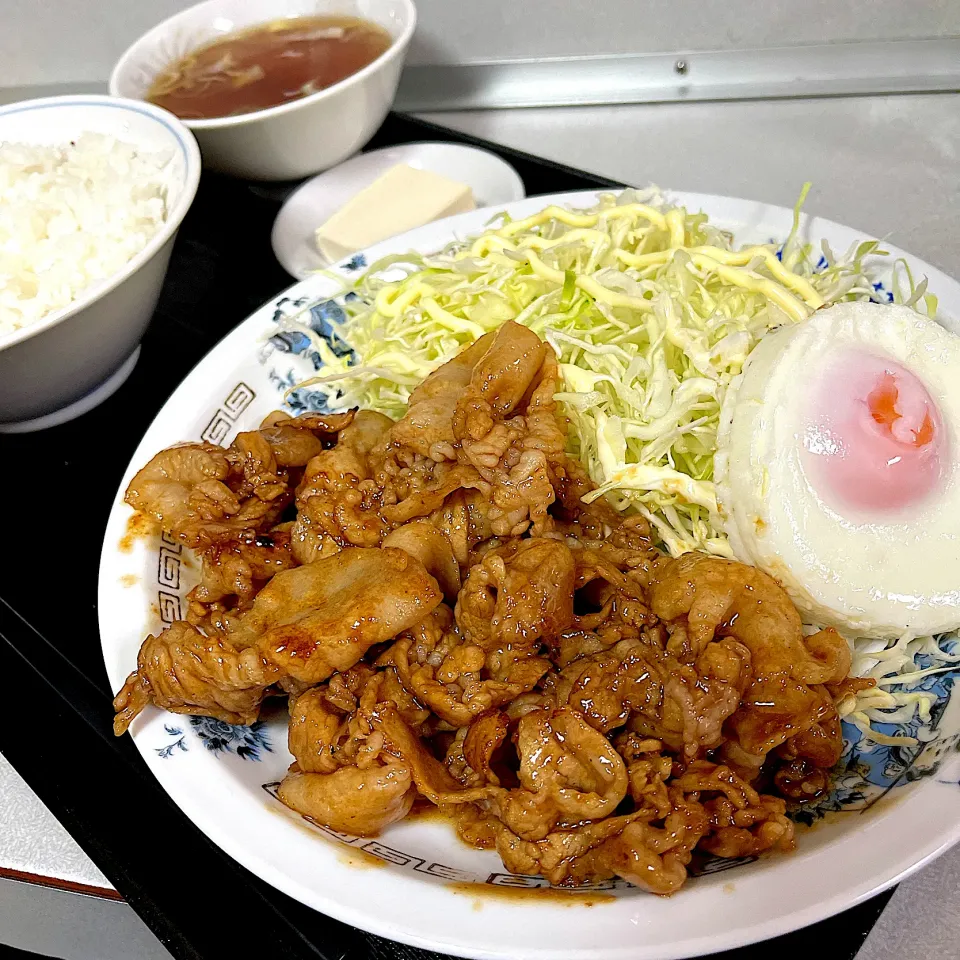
[146,15,392,120]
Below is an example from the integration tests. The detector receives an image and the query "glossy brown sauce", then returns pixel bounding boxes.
[146,15,392,120]
[119,511,157,552]
[405,799,450,823]
[449,882,615,906]
[336,846,389,870]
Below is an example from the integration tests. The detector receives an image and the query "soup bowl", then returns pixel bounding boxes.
[110,0,417,181]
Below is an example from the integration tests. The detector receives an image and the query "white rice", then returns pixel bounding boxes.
[0,133,173,338]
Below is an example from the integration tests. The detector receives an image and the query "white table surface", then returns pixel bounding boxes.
[1,89,959,960]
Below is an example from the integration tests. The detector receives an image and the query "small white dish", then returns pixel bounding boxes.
[270,141,526,278]
[110,0,417,181]
[0,95,200,429]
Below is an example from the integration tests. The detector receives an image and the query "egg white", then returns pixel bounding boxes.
[715,301,960,639]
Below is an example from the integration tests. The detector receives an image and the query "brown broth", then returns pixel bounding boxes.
[147,15,392,120]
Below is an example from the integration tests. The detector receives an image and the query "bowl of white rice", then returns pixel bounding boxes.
[0,95,201,430]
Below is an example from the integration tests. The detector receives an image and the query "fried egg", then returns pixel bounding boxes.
[715,301,960,638]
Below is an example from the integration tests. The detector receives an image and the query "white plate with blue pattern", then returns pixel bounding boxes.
[99,190,960,960]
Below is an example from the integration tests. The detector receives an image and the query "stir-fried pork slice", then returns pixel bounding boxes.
[592,798,708,895]
[428,489,495,568]
[382,323,570,537]
[492,707,629,841]
[545,632,749,762]
[650,553,850,685]
[258,410,357,467]
[112,621,280,735]
[673,760,795,858]
[124,424,301,550]
[114,320,867,894]
[286,668,429,776]
[263,410,357,434]
[456,537,575,650]
[227,430,287,501]
[388,332,497,457]
[454,711,511,787]
[125,412,358,548]
[125,444,249,546]
[386,605,548,727]
[382,520,462,603]
[491,758,791,894]
[278,765,416,836]
[287,687,345,775]
[650,552,849,778]
[464,321,547,417]
[338,410,394,456]
[452,325,567,536]
[258,421,323,467]
[718,673,841,781]
[228,547,442,684]
[190,528,297,604]
[380,464,484,528]
[278,674,420,835]
[374,703,494,806]
[288,435,390,563]
[772,693,844,802]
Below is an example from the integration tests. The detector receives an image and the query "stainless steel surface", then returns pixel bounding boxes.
[395,40,960,110]
[4,0,959,88]
[0,877,174,960]
[857,851,960,960]
[0,753,173,959]
[417,94,960,279]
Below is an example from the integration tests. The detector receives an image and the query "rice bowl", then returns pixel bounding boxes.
[0,95,200,429]
[0,133,174,338]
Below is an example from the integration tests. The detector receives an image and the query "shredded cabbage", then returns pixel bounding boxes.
[839,630,960,747]
[284,186,948,746]
[293,185,936,557]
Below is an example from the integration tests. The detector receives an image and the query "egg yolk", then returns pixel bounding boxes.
[801,350,945,513]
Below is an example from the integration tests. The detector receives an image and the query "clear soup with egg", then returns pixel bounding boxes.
[146,16,392,120]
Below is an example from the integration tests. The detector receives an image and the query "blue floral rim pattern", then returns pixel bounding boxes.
[157,717,272,762]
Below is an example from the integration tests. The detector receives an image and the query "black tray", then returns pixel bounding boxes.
[0,112,891,960]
